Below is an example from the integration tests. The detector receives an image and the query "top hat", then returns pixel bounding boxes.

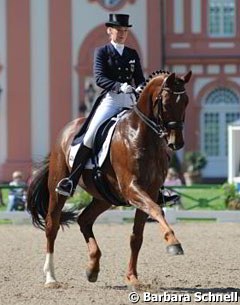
[105,14,132,27]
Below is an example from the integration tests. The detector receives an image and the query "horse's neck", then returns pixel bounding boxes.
[131,78,167,150]
[136,76,164,116]
[136,91,152,116]
[129,106,167,152]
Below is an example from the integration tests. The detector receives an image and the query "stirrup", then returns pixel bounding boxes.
[162,189,180,205]
[55,178,73,197]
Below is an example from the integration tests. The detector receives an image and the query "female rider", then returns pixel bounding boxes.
[56,14,145,197]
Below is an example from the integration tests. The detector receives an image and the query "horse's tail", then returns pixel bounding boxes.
[27,156,77,230]
[27,157,50,229]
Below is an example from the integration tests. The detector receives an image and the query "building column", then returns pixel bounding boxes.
[0,0,7,181]
[49,0,72,146]
[30,0,50,162]
[147,0,163,73]
[0,0,32,181]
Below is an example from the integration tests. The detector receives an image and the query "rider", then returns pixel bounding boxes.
[56,14,145,197]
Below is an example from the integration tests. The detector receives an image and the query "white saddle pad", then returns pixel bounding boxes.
[69,111,126,169]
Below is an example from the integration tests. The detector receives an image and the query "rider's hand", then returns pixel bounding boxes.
[120,82,135,94]
[135,86,143,94]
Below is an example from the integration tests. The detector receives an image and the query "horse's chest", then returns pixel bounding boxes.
[136,151,168,183]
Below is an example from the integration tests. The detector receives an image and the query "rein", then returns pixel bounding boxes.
[133,105,168,138]
[133,83,186,137]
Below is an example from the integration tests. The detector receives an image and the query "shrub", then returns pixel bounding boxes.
[67,188,92,210]
[184,151,207,173]
[222,183,240,210]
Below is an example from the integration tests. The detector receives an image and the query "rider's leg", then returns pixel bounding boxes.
[55,144,92,197]
[55,99,121,197]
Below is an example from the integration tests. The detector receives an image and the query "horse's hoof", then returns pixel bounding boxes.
[166,244,184,255]
[86,269,99,282]
[125,276,140,287]
[44,281,61,289]
[125,276,150,291]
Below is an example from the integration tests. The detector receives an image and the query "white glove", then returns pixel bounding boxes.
[135,86,143,94]
[120,82,135,94]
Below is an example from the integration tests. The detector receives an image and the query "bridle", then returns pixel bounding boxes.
[133,80,186,138]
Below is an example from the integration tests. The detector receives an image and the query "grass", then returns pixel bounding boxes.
[0,219,12,224]
[0,189,8,211]
[176,218,216,222]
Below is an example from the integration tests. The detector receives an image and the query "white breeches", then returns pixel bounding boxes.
[83,92,135,148]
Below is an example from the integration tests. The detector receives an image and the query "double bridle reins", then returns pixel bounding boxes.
[133,82,186,138]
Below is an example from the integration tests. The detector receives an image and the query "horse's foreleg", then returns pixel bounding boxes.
[126,187,183,254]
[44,193,66,288]
[77,198,111,282]
[126,209,148,286]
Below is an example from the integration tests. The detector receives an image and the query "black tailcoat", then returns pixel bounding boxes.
[94,43,145,92]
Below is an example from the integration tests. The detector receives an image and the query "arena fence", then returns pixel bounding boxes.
[1,184,240,224]
[166,184,224,210]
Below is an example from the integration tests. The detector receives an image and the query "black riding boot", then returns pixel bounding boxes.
[158,187,180,206]
[55,144,92,197]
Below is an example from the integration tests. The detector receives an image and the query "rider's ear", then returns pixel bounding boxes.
[165,73,175,87]
[181,71,192,83]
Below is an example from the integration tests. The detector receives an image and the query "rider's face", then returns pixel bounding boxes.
[109,26,129,44]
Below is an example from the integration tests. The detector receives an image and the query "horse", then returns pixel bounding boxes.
[27,70,192,288]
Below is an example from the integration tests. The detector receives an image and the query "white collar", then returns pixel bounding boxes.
[111,41,124,55]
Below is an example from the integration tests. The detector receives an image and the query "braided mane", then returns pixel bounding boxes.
[137,70,170,94]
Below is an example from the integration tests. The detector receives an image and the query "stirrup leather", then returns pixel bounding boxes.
[55,178,73,197]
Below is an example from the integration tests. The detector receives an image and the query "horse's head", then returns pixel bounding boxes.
[157,71,191,150]
[137,70,192,151]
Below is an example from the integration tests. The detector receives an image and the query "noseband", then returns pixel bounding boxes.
[133,82,186,138]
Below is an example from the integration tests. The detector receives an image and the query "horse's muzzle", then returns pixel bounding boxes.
[168,142,184,151]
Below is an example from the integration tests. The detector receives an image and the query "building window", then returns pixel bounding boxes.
[208,0,235,37]
[201,88,240,157]
[203,113,219,156]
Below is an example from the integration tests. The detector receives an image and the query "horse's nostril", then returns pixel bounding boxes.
[168,143,184,151]
[168,143,174,150]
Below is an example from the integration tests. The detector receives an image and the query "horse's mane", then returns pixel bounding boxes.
[137,70,170,94]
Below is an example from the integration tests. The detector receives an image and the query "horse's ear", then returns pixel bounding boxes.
[182,71,192,83]
[165,73,175,87]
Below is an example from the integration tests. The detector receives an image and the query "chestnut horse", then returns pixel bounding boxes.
[27,70,192,288]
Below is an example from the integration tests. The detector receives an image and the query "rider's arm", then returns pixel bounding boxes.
[132,50,145,88]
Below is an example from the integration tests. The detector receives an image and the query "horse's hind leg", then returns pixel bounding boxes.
[44,193,66,288]
[77,198,111,282]
[126,209,148,287]
[44,151,68,288]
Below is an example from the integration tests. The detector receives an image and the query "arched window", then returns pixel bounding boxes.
[201,88,240,157]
